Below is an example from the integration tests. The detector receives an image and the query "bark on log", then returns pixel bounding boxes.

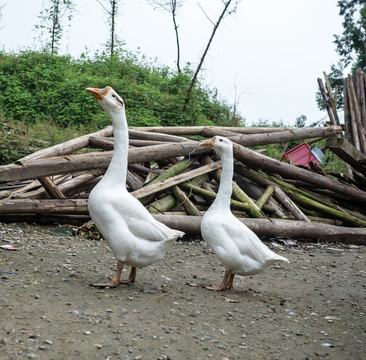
[229,126,342,147]
[129,126,295,136]
[0,199,88,214]
[0,142,211,183]
[152,215,366,244]
[38,176,66,199]
[273,186,311,222]
[128,129,191,143]
[232,143,366,203]
[19,126,113,162]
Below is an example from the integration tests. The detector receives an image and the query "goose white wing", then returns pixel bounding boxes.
[202,210,283,273]
[109,191,183,242]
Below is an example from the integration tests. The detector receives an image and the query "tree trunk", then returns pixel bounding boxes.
[152,215,366,244]
[182,0,232,114]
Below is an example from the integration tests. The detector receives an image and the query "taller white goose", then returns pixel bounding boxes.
[86,86,184,288]
[200,136,289,291]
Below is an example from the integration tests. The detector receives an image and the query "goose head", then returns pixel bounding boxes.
[86,86,125,113]
[199,136,233,155]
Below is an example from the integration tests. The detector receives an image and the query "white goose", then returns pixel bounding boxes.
[86,86,184,287]
[200,136,289,291]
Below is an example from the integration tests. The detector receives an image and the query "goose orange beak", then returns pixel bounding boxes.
[199,137,216,148]
[85,87,110,100]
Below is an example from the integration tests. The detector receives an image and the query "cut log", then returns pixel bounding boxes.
[0,199,88,214]
[0,142,211,183]
[326,137,366,175]
[229,126,342,147]
[19,126,113,162]
[153,215,366,244]
[129,126,296,136]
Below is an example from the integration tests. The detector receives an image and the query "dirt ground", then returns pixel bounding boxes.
[0,222,365,360]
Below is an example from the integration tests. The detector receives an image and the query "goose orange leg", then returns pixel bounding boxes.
[119,266,136,284]
[91,260,124,288]
[205,270,234,291]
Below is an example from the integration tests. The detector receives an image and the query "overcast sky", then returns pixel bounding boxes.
[1,0,345,126]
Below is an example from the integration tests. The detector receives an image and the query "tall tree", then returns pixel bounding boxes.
[97,0,120,58]
[182,0,240,113]
[146,0,186,73]
[334,0,366,69]
[35,0,75,54]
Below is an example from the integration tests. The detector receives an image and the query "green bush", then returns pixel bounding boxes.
[0,49,242,129]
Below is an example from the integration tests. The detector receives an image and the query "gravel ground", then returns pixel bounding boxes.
[0,222,365,360]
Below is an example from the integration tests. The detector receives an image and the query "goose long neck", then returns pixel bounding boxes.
[104,107,128,186]
[214,147,233,209]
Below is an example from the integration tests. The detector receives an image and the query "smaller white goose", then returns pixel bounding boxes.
[86,86,184,288]
[200,136,289,291]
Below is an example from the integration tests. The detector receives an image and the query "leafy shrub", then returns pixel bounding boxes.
[0,49,243,129]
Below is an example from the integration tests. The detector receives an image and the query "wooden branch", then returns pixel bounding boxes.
[317,78,338,126]
[38,176,66,199]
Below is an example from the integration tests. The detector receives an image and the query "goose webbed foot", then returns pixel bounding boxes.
[205,270,234,291]
[90,260,124,288]
[119,267,137,284]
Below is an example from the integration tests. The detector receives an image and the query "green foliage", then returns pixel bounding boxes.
[0,49,242,130]
[334,0,366,69]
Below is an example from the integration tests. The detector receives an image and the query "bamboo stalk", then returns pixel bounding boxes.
[255,185,274,209]
[131,161,222,200]
[285,189,366,227]
[170,185,202,216]
[180,182,253,215]
[232,143,366,203]
[146,195,178,214]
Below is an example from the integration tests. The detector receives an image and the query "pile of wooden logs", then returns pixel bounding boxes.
[1,124,366,244]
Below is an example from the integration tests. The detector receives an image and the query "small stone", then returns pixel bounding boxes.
[84,331,91,335]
